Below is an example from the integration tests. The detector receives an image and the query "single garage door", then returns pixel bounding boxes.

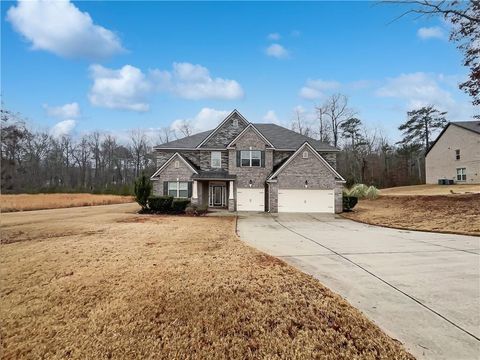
[237,188,264,211]
[278,189,334,213]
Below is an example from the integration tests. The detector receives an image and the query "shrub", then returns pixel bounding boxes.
[134,175,152,211]
[365,185,379,200]
[171,199,191,213]
[348,184,369,199]
[148,196,173,213]
[343,196,358,212]
[185,204,208,216]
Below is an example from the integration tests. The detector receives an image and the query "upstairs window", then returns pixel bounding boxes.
[174,160,180,168]
[232,118,239,128]
[456,168,466,181]
[455,149,460,160]
[211,151,222,168]
[240,150,261,167]
[303,151,309,159]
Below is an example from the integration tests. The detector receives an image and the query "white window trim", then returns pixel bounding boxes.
[303,151,309,159]
[168,181,189,198]
[456,168,466,182]
[240,150,261,167]
[211,151,222,168]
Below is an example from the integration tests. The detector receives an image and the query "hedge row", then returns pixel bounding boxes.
[147,196,190,214]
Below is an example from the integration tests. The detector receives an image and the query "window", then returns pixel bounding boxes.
[455,149,460,160]
[168,181,189,198]
[241,150,261,167]
[456,168,466,181]
[232,118,238,128]
[211,151,221,168]
[174,160,180,168]
[303,151,309,159]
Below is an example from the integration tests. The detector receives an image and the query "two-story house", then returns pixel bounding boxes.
[151,110,345,213]
[425,121,480,184]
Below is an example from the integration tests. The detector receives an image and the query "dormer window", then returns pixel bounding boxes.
[303,151,309,159]
[232,118,239,128]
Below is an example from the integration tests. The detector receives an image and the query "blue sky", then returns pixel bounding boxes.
[1,0,475,143]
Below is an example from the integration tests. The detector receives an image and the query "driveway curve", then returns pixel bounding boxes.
[237,213,480,360]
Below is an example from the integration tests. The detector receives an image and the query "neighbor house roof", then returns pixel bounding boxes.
[452,121,480,135]
[425,120,480,156]
[154,123,338,151]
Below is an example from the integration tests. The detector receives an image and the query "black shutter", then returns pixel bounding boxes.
[188,182,193,198]
[163,181,168,196]
[261,151,265,167]
[236,150,241,167]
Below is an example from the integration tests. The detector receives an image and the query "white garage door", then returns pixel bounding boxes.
[278,189,334,213]
[237,188,264,211]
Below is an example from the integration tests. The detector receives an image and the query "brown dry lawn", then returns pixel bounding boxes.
[0,193,134,212]
[343,194,480,236]
[1,203,413,359]
[380,184,480,196]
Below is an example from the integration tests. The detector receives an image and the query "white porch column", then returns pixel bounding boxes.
[192,180,198,199]
[229,180,234,200]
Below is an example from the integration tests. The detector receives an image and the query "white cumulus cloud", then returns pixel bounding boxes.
[265,43,289,59]
[88,63,244,111]
[417,26,446,40]
[262,110,280,124]
[50,119,76,138]
[376,72,454,109]
[7,0,124,59]
[299,79,341,100]
[44,102,80,119]
[164,62,244,100]
[88,64,153,112]
[170,108,229,134]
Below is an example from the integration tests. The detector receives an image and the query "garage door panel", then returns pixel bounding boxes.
[278,189,334,213]
[237,188,264,211]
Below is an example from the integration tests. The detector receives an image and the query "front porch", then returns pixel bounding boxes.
[191,172,236,211]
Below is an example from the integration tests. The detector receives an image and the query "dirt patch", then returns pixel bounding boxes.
[1,204,413,359]
[1,193,134,212]
[343,194,480,236]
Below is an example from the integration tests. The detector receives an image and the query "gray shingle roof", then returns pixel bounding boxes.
[154,130,212,149]
[452,121,480,135]
[253,123,337,151]
[155,123,337,151]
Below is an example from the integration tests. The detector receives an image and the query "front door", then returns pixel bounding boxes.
[213,186,223,206]
[209,184,226,207]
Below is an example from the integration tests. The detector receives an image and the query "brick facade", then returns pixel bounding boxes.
[151,113,343,213]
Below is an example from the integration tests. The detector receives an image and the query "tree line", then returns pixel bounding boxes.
[290,94,448,188]
[1,108,156,194]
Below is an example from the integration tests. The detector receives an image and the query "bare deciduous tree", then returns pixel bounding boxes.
[322,94,355,147]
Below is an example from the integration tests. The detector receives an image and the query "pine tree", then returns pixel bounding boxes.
[134,174,152,211]
[398,106,447,152]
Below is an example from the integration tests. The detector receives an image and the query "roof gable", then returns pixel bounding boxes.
[226,124,275,148]
[150,153,198,179]
[426,121,480,156]
[196,109,249,148]
[268,142,345,182]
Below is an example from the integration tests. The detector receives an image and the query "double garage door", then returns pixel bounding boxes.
[237,188,264,211]
[278,189,334,213]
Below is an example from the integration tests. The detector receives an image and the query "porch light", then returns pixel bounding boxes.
[304,180,308,188]
[249,179,253,188]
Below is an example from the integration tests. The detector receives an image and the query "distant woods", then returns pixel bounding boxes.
[1,108,156,194]
[290,94,448,188]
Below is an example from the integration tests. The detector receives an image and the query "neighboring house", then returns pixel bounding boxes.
[151,110,345,213]
[425,121,480,184]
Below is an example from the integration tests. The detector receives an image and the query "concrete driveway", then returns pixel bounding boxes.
[237,213,480,360]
